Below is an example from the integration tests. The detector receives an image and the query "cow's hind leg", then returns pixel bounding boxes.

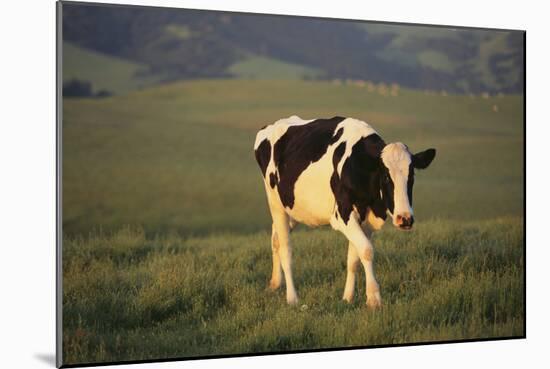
[272,211,298,304]
[270,217,296,290]
[342,242,359,303]
[269,224,282,290]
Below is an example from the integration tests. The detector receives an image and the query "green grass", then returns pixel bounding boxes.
[228,55,323,80]
[63,42,166,95]
[62,79,524,365]
[63,218,523,365]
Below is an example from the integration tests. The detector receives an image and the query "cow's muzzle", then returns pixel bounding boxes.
[395,213,414,230]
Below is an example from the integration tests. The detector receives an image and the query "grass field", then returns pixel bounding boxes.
[62,79,524,365]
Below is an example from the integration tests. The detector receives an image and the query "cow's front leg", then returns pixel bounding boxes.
[338,216,381,308]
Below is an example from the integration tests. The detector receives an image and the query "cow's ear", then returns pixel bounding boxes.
[412,148,436,169]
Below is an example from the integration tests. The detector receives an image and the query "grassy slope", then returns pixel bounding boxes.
[228,55,323,80]
[63,42,165,95]
[63,79,524,236]
[62,79,524,365]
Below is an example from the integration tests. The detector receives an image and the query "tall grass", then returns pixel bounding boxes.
[63,218,523,365]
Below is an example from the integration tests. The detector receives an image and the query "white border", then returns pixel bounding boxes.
[2,1,547,368]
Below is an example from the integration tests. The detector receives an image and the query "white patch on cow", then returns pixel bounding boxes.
[291,148,336,226]
[381,143,413,225]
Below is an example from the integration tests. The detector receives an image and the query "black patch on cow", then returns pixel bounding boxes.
[254,139,271,177]
[332,142,346,167]
[331,134,388,224]
[407,163,414,206]
[274,116,346,208]
[269,172,278,188]
[330,127,344,144]
[379,165,395,215]
[330,141,348,220]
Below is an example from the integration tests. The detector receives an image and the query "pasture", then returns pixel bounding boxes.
[62,79,524,365]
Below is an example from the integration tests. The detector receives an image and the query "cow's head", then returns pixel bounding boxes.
[379,143,436,230]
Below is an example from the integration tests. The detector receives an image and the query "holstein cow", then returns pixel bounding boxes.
[254,115,436,308]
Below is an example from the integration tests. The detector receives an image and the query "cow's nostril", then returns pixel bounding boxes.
[396,215,403,221]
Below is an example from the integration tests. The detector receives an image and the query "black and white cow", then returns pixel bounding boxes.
[254,115,436,307]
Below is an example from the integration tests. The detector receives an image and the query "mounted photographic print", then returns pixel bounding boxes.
[56,1,526,367]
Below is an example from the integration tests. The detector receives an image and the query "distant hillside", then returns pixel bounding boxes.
[61,2,524,95]
[228,55,323,80]
[355,23,524,94]
[63,42,169,95]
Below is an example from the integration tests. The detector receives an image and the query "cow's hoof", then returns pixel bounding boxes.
[268,280,281,291]
[342,294,354,304]
[366,292,382,309]
[287,295,299,305]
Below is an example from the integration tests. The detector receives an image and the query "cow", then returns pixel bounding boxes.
[254,115,436,308]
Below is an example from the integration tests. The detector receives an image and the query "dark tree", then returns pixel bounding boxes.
[63,79,93,97]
